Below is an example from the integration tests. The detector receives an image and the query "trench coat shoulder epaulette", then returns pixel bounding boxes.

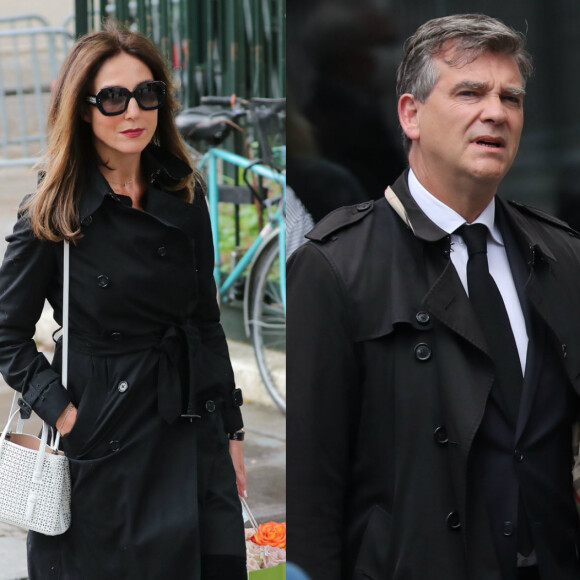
[306,200,375,242]
[508,200,580,239]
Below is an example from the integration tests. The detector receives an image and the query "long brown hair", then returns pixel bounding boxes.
[26,22,195,242]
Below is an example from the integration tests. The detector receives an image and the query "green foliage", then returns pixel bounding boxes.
[217,202,261,272]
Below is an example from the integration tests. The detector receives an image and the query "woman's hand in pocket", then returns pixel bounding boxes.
[57,403,78,436]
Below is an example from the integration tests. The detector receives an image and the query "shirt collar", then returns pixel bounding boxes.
[407,168,503,246]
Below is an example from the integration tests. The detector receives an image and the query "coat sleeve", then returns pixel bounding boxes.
[287,242,359,580]
[190,188,243,433]
[0,208,71,427]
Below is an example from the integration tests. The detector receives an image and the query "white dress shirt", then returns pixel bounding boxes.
[407,170,528,374]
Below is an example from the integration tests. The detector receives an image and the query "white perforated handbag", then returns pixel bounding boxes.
[0,241,72,535]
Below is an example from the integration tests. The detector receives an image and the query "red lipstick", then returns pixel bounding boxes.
[121,129,145,138]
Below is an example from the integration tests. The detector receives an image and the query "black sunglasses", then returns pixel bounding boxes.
[85,80,167,116]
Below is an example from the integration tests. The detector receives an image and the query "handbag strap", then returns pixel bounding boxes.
[52,241,70,450]
[61,240,69,390]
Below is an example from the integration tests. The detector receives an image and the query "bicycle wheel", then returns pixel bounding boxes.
[250,237,286,412]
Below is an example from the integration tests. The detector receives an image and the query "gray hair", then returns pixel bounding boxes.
[396,14,534,152]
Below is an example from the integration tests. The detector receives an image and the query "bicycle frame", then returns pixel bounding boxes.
[198,147,286,310]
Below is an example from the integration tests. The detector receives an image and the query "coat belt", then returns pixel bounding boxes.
[68,326,201,424]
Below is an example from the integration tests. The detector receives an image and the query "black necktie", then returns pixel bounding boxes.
[458,224,523,422]
[458,224,534,557]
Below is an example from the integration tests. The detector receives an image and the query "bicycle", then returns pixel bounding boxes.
[175,96,286,412]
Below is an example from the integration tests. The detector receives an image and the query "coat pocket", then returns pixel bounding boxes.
[353,504,393,580]
[61,357,113,459]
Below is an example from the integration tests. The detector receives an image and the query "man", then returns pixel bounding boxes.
[287,14,580,580]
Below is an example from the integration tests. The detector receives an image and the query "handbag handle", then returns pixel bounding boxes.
[0,401,51,483]
[240,495,259,529]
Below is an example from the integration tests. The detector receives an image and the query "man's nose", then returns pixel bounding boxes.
[481,95,508,123]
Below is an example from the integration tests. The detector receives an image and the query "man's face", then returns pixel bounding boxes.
[405,49,525,195]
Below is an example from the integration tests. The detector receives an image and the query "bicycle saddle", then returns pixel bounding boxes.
[175,105,233,146]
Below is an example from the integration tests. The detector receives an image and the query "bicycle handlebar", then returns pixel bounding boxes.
[250,97,286,105]
[201,95,248,107]
[201,95,286,112]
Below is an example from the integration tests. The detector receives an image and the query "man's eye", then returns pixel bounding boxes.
[503,95,522,106]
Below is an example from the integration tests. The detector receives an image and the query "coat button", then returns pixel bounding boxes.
[356,201,371,212]
[109,440,121,452]
[446,511,461,530]
[97,275,110,288]
[562,344,567,359]
[157,246,167,257]
[502,521,514,536]
[110,332,122,341]
[416,311,430,325]
[205,400,216,413]
[433,426,448,445]
[81,215,93,226]
[514,449,524,463]
[414,343,431,361]
[117,381,129,393]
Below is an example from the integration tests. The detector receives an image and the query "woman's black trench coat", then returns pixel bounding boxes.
[0,146,244,579]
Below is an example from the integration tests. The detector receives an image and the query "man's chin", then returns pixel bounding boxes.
[468,162,513,187]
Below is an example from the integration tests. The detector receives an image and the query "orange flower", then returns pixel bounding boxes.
[251,521,286,550]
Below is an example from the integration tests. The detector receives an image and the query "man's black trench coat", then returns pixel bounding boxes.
[287,171,580,579]
[0,146,243,579]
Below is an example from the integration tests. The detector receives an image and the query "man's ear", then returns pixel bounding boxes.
[398,93,420,142]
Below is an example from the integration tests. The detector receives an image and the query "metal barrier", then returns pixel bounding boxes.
[0,24,73,167]
[0,15,50,29]
[75,0,286,107]
[0,3,285,166]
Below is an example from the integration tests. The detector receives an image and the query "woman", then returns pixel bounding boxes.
[0,24,247,580]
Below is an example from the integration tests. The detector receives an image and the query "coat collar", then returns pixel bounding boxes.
[389,170,449,242]
[78,144,193,222]
[499,199,557,264]
[390,169,557,265]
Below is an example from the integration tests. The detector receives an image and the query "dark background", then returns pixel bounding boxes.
[287,0,580,227]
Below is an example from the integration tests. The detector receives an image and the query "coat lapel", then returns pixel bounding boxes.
[500,199,580,436]
[79,166,110,221]
[424,258,499,463]
[424,260,489,356]
[141,145,197,242]
[390,174,495,458]
[515,317,544,440]
[145,186,197,243]
[502,201,580,394]
[525,250,580,394]
[390,172,489,357]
